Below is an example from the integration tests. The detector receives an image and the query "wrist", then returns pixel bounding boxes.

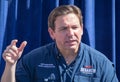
[5,62,17,70]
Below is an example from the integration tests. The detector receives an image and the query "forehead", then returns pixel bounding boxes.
[55,13,80,26]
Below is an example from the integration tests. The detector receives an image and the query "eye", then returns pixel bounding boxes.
[59,26,67,31]
[72,26,79,29]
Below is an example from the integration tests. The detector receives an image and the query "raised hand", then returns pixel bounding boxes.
[2,39,27,65]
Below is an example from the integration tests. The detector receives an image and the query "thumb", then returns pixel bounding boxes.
[18,41,27,52]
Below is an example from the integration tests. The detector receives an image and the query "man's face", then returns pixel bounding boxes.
[49,13,83,52]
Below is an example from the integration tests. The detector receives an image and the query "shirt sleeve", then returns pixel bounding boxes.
[101,59,119,82]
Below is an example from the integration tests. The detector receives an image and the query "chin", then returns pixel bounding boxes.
[66,46,77,50]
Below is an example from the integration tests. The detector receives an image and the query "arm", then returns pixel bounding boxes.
[1,40,27,82]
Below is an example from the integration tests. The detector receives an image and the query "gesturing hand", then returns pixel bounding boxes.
[2,40,27,65]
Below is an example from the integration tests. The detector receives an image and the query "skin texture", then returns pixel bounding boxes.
[1,5,118,82]
[48,13,83,60]
[2,40,27,65]
[1,40,27,82]
[1,11,83,82]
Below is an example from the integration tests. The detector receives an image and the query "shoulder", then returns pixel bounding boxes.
[22,42,55,61]
[28,42,54,54]
[80,43,114,73]
[81,42,112,63]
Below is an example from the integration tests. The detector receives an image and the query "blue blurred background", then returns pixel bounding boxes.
[0,0,120,81]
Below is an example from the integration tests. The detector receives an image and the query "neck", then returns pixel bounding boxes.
[60,49,78,65]
[64,53,77,65]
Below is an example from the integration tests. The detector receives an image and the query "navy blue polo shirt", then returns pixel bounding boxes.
[16,42,118,82]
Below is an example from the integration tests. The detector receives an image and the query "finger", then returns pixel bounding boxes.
[5,45,18,55]
[10,39,18,47]
[5,56,16,64]
[3,53,12,60]
[11,45,18,53]
[8,49,17,57]
[10,45,18,51]
[3,52,19,64]
[18,41,27,51]
[6,45,18,53]
[6,45,11,51]
[5,53,19,60]
[3,52,9,58]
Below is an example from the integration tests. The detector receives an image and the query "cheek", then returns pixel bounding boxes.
[75,31,83,39]
[56,34,67,45]
[54,33,65,41]
[78,28,83,36]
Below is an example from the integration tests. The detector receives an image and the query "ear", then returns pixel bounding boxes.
[48,27,55,40]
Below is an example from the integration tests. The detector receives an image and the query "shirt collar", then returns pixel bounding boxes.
[53,42,83,61]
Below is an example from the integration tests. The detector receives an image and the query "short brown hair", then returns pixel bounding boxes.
[48,5,83,31]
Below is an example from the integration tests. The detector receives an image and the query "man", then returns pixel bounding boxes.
[1,5,119,82]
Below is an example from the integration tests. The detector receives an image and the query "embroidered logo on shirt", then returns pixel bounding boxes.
[38,63,55,68]
[80,66,96,74]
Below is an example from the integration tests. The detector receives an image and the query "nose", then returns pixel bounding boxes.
[67,28,74,36]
